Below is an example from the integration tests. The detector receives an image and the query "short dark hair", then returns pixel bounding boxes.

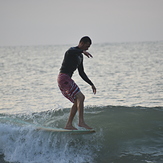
[79,36,92,44]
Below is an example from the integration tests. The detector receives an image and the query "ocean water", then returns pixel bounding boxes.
[0,41,163,163]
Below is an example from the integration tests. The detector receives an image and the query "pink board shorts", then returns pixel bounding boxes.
[57,73,80,103]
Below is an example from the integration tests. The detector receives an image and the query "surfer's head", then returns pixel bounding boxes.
[78,36,92,50]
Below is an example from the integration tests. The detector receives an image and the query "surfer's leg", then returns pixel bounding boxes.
[64,100,78,130]
[76,92,92,129]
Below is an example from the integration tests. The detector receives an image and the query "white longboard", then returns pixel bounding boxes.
[2,117,95,135]
[37,126,95,135]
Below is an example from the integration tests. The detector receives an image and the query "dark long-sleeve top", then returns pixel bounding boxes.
[60,46,94,86]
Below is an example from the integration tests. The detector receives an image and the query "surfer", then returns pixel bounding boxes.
[57,36,96,130]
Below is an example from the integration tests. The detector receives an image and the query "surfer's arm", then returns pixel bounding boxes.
[78,61,93,85]
[82,51,93,58]
[78,61,96,94]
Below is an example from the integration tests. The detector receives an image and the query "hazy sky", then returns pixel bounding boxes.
[0,0,163,46]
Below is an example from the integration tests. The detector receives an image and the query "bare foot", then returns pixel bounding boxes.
[64,125,78,130]
[78,123,93,129]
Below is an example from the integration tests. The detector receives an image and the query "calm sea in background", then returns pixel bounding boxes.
[0,41,163,163]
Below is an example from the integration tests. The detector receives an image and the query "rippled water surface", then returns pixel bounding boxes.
[1,41,163,114]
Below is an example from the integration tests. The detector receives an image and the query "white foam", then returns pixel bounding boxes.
[0,123,100,163]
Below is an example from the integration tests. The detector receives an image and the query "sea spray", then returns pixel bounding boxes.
[0,109,104,163]
[0,123,101,163]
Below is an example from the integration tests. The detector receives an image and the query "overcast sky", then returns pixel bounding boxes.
[0,0,163,46]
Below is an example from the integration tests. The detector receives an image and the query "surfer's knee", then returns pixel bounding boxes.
[76,92,85,102]
[81,93,85,102]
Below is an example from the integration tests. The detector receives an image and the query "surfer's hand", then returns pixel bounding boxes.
[83,51,93,58]
[92,85,96,94]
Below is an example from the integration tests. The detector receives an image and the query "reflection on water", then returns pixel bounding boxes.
[0,42,163,114]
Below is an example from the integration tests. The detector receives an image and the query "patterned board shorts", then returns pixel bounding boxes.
[57,73,80,103]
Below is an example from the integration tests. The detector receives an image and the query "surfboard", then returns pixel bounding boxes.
[1,116,95,135]
[36,126,95,135]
